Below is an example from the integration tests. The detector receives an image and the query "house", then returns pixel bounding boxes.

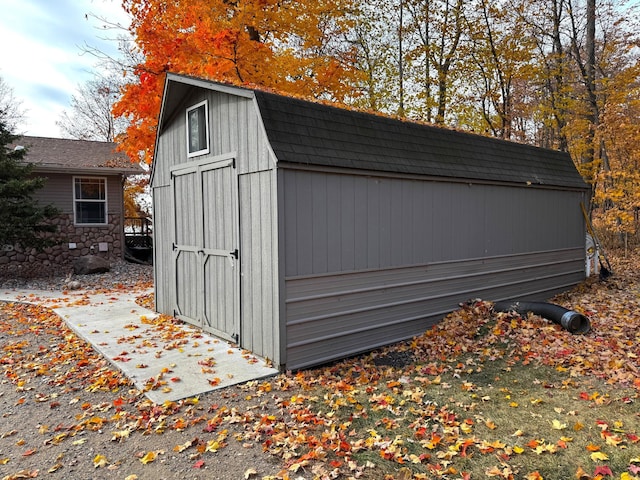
[151,73,589,371]
[0,137,142,277]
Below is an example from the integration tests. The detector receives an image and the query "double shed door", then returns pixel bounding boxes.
[170,155,239,343]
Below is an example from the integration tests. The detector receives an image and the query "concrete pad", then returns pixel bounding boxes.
[0,288,278,403]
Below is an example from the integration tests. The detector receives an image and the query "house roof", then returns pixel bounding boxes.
[159,73,588,190]
[13,136,143,175]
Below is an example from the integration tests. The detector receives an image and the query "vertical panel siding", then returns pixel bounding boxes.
[153,91,268,188]
[282,169,585,276]
[239,167,279,364]
[152,186,173,314]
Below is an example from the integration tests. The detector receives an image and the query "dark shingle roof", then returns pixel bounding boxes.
[12,136,142,174]
[253,91,588,189]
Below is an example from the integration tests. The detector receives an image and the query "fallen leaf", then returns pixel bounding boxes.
[575,466,590,479]
[2,470,39,479]
[593,465,613,477]
[552,419,567,430]
[140,451,157,464]
[590,451,609,462]
[93,454,108,468]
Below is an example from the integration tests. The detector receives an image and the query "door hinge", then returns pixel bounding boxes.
[230,248,239,259]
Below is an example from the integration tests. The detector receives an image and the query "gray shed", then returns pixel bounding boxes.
[151,73,589,370]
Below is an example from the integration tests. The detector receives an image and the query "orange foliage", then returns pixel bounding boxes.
[114,0,360,164]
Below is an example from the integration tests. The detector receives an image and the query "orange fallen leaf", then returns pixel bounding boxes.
[525,472,543,480]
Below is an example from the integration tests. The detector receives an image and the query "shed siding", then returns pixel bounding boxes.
[282,169,583,276]
[154,90,270,187]
[280,168,585,369]
[284,250,584,369]
[239,168,280,363]
[152,186,173,314]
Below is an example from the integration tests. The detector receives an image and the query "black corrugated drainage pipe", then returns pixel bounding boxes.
[493,301,591,335]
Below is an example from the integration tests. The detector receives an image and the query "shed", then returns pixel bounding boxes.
[152,73,589,370]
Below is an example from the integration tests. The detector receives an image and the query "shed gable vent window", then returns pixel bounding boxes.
[74,177,107,225]
[186,100,209,157]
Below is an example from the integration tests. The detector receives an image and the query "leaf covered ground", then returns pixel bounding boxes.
[1,253,640,480]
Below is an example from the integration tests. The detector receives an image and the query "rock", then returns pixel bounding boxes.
[65,280,82,290]
[73,255,110,275]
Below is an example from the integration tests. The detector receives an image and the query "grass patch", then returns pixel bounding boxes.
[302,354,639,479]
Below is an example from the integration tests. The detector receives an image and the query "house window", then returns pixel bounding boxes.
[74,177,107,225]
[186,100,209,157]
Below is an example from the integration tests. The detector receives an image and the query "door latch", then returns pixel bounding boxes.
[230,249,238,259]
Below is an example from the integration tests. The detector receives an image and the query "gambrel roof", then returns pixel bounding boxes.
[13,136,142,175]
[159,73,588,190]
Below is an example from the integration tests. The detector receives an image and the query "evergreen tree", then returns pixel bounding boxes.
[0,115,59,250]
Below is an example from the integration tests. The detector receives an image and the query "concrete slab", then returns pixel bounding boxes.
[0,288,278,403]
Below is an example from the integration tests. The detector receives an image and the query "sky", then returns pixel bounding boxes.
[0,0,131,138]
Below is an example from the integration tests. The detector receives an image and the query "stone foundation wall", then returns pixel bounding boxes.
[0,214,124,278]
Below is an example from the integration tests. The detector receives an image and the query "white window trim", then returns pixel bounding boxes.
[73,176,108,226]
[186,99,210,158]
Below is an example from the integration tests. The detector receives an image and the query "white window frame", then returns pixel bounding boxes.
[186,100,210,157]
[73,176,108,226]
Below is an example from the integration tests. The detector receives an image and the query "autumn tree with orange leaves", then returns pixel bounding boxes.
[114,0,361,164]
[111,0,640,245]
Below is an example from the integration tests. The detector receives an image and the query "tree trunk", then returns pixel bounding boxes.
[398,0,406,116]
